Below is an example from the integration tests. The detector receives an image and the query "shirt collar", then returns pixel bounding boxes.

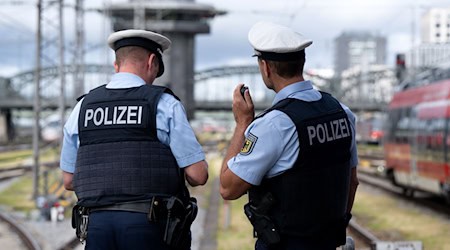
[106,72,146,89]
[272,80,314,105]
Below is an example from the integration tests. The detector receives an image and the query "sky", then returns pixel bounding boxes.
[0,0,449,77]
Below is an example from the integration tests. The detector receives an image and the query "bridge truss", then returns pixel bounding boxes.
[1,63,403,112]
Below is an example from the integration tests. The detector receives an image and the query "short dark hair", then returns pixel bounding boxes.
[115,46,151,67]
[264,50,306,78]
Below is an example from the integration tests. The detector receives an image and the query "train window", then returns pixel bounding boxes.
[432,119,445,131]
[394,107,414,143]
[385,109,401,142]
[397,117,410,129]
[416,118,446,163]
[431,119,444,150]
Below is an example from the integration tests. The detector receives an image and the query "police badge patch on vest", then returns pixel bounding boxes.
[240,132,258,155]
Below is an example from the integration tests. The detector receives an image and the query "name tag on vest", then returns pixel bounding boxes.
[80,101,149,131]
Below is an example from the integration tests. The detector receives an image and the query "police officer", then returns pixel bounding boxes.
[219,22,359,250]
[60,29,208,249]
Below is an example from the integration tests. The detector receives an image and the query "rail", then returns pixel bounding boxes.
[0,211,42,250]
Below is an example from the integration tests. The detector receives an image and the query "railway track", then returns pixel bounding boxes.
[0,147,430,250]
[0,162,60,183]
[358,170,450,216]
[347,219,379,249]
[59,155,384,250]
[59,237,80,250]
[60,224,379,250]
[0,144,31,153]
[352,153,450,249]
[0,211,41,250]
[0,166,29,181]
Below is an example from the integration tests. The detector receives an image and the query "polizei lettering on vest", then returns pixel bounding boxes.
[307,118,350,146]
[84,106,143,127]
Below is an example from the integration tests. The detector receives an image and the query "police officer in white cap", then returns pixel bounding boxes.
[60,29,208,249]
[220,22,359,249]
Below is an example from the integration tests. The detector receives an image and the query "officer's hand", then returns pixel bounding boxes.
[232,83,254,127]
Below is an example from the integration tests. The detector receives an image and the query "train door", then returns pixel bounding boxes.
[389,106,415,190]
[444,115,450,203]
[413,101,447,196]
[408,106,419,196]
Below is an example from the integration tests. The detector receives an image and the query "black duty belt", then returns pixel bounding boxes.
[90,201,153,214]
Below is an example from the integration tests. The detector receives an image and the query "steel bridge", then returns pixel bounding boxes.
[3,64,396,108]
[194,65,394,111]
[3,64,446,113]
[0,63,400,142]
[0,63,393,110]
[0,64,394,111]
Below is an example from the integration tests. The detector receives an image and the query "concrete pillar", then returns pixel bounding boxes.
[108,1,225,120]
[0,109,14,143]
[157,32,195,119]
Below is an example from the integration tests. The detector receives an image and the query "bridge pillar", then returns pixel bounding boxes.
[108,0,224,119]
[0,109,13,143]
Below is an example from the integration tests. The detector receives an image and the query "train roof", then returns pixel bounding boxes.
[389,78,450,109]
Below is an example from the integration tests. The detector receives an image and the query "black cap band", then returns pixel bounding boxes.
[114,37,162,53]
[254,50,305,61]
[114,37,165,77]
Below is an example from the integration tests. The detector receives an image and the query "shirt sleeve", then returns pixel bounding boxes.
[342,105,359,168]
[156,94,205,168]
[228,111,299,185]
[60,101,82,173]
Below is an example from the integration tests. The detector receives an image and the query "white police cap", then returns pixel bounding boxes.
[107,29,171,52]
[248,21,312,61]
[107,29,171,77]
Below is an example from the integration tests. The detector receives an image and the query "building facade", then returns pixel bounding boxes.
[334,32,387,75]
[421,8,450,44]
[412,8,450,69]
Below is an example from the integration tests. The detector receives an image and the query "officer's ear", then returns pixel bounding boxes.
[260,59,271,78]
[113,60,119,73]
[147,54,155,68]
[147,53,159,78]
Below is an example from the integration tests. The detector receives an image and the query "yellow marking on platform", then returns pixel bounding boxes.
[360,159,371,168]
[48,182,60,194]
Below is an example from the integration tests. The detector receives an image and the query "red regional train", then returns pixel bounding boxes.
[384,78,450,203]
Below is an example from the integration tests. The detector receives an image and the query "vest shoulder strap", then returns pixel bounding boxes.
[255,91,340,120]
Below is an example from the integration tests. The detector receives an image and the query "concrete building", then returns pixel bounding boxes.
[412,8,450,68]
[413,43,450,68]
[421,7,450,44]
[334,32,387,75]
[108,0,225,119]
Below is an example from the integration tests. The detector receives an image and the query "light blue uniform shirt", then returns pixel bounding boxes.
[227,80,358,186]
[60,72,205,173]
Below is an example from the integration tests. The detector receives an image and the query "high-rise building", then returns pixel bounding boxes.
[334,32,387,75]
[412,8,450,69]
[421,8,450,44]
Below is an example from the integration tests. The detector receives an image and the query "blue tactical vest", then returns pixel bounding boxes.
[248,92,352,241]
[73,84,183,207]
